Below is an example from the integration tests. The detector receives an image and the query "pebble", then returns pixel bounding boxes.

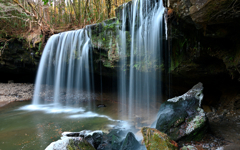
[0,83,34,103]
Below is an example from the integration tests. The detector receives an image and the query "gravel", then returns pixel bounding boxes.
[0,83,34,106]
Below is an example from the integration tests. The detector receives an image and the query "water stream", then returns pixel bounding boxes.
[118,0,166,122]
[33,29,94,109]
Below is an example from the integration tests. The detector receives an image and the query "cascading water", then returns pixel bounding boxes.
[118,0,167,123]
[32,0,166,126]
[32,28,94,108]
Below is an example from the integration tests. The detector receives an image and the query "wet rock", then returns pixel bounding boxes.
[97,129,143,150]
[49,130,103,150]
[75,130,103,149]
[97,104,106,108]
[155,82,208,141]
[0,39,39,82]
[180,145,198,150]
[141,127,178,150]
[97,129,125,150]
[45,136,85,150]
[67,138,95,150]
[119,132,141,150]
[84,131,103,149]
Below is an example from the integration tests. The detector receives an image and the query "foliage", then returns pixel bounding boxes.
[0,0,132,35]
[0,0,131,53]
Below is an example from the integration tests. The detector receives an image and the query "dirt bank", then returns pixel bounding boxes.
[0,83,34,107]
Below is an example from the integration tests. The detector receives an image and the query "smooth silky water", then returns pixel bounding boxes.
[118,0,167,122]
[0,99,127,150]
[0,0,168,149]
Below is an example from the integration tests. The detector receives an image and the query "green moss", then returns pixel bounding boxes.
[141,127,178,150]
[174,117,185,127]
[67,139,95,150]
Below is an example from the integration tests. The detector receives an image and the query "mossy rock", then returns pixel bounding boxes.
[67,139,95,150]
[141,127,178,150]
[119,132,141,150]
[155,83,208,142]
[180,145,198,150]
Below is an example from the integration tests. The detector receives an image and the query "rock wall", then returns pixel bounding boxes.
[0,39,40,83]
[166,0,240,120]
[1,1,240,110]
[167,0,240,80]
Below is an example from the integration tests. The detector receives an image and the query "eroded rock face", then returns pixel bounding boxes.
[168,0,240,26]
[88,18,125,73]
[0,39,39,82]
[155,82,208,141]
[141,127,178,150]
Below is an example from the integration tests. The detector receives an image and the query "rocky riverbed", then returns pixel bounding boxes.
[0,83,34,107]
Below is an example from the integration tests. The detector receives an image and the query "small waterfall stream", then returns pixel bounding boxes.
[118,0,166,122]
[33,29,94,108]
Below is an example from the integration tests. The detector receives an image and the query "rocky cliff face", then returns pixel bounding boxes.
[0,38,39,83]
[167,0,240,81]
[2,0,240,90]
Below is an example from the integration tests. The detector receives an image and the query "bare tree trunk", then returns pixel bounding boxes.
[106,0,112,18]
[54,0,56,27]
[78,0,82,26]
[84,0,89,26]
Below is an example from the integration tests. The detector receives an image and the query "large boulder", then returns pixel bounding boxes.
[97,129,125,150]
[119,132,141,150]
[97,129,143,150]
[66,130,103,149]
[141,127,178,150]
[67,139,95,150]
[155,82,208,141]
[45,130,103,150]
[45,134,95,150]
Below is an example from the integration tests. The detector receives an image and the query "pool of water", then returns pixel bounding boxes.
[0,101,125,150]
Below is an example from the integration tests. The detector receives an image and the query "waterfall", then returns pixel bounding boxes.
[32,0,167,125]
[32,28,94,108]
[118,0,166,122]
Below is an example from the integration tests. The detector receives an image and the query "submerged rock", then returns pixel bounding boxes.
[155,82,208,141]
[97,104,106,108]
[141,127,178,150]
